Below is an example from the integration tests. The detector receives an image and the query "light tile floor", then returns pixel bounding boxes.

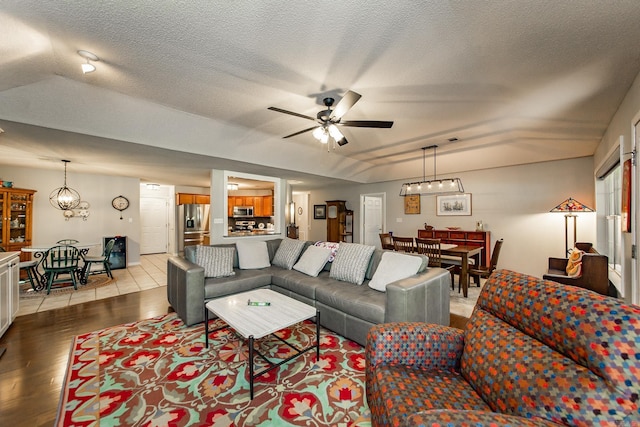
[17,253,170,316]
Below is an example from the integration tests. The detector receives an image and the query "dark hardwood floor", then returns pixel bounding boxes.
[0,287,468,426]
[0,286,172,427]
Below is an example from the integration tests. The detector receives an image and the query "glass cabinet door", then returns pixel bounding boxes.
[9,192,29,246]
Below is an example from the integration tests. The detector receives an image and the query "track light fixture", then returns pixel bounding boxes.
[399,145,464,196]
[78,50,99,74]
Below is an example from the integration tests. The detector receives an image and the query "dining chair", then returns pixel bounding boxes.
[57,239,79,245]
[379,233,394,250]
[392,236,415,252]
[42,245,81,294]
[415,237,456,289]
[19,259,39,291]
[467,239,504,288]
[81,239,116,282]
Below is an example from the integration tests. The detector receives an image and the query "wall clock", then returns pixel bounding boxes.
[297,207,303,215]
[112,195,130,220]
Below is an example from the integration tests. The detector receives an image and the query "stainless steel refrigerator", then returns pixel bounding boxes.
[178,204,210,252]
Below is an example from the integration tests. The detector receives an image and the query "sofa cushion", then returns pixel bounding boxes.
[203,269,272,300]
[272,237,306,270]
[368,251,423,292]
[293,245,332,277]
[271,269,334,300]
[235,240,271,269]
[330,243,375,285]
[464,269,640,425]
[315,280,386,324]
[195,245,235,278]
[368,365,490,427]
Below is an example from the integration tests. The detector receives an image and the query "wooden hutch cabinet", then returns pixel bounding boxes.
[418,228,491,266]
[0,188,36,262]
[326,200,352,243]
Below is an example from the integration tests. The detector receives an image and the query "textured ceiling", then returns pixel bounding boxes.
[0,1,639,189]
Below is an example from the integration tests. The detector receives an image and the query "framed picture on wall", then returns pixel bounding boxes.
[313,204,326,219]
[404,194,420,214]
[436,193,472,216]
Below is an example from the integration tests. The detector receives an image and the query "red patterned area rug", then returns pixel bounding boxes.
[56,312,371,426]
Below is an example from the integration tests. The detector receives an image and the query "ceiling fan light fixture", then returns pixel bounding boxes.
[312,126,325,141]
[328,124,343,141]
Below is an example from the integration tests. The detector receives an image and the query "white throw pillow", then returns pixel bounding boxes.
[330,243,376,285]
[272,238,307,270]
[195,246,236,278]
[293,245,332,277]
[235,240,271,269]
[368,251,423,292]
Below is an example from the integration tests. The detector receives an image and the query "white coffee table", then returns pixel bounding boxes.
[204,289,320,399]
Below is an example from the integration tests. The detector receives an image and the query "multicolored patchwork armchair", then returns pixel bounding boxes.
[366,269,640,426]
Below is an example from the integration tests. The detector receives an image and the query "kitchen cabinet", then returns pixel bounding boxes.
[0,252,19,339]
[1,188,36,262]
[326,200,350,243]
[228,195,273,217]
[176,193,210,205]
[418,229,491,266]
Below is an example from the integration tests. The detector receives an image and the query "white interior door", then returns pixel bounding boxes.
[361,194,385,248]
[140,197,168,254]
[293,192,309,241]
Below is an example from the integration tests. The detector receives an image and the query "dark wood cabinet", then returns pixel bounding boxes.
[326,200,352,243]
[418,229,491,266]
[0,188,36,262]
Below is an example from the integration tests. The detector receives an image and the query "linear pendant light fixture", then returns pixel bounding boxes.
[49,160,81,210]
[399,145,464,196]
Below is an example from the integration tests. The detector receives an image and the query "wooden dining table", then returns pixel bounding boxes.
[440,244,483,298]
[21,243,100,290]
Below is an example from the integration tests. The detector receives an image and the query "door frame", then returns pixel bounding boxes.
[359,192,386,247]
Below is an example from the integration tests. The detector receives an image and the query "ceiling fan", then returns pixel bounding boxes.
[268,90,393,147]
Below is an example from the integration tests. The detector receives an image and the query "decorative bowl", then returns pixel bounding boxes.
[446,226,461,230]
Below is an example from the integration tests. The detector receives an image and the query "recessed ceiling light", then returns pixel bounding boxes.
[77,50,99,74]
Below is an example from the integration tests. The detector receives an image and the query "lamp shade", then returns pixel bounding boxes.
[550,197,594,212]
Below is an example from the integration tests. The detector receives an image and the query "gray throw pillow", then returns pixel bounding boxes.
[368,251,423,292]
[330,243,376,285]
[293,245,332,277]
[272,238,306,270]
[236,240,271,269]
[195,246,235,278]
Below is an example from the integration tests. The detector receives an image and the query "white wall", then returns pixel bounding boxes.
[306,157,596,278]
[0,165,142,264]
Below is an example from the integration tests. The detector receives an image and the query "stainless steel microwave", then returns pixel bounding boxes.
[233,206,254,217]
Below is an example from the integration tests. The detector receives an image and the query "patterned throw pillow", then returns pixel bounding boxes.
[314,241,340,262]
[272,238,306,270]
[330,243,376,285]
[195,246,235,278]
[566,248,584,277]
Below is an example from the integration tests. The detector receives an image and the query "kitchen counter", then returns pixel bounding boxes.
[227,230,279,237]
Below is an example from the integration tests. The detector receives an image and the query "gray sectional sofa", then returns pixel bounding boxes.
[167,238,451,345]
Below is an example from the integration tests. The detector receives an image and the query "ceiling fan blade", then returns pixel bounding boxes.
[336,136,349,146]
[283,126,317,139]
[339,120,394,128]
[268,107,316,121]
[331,90,362,120]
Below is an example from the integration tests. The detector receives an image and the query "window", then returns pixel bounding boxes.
[601,164,622,273]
